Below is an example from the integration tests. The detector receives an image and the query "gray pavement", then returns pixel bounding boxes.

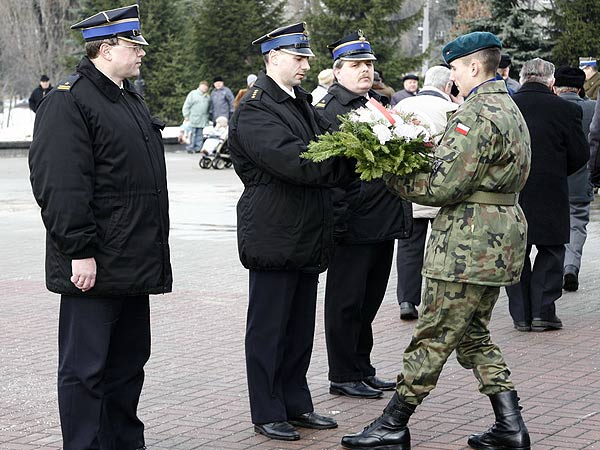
[1,153,599,450]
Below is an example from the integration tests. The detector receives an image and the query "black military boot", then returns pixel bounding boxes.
[468,390,531,450]
[341,392,416,449]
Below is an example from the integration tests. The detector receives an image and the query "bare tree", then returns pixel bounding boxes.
[0,0,79,100]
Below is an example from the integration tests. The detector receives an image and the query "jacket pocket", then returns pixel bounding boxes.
[102,202,128,251]
[424,213,453,274]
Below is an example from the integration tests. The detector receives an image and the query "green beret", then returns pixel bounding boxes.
[442,32,502,64]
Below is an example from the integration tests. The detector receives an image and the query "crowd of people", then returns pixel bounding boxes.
[26,3,599,450]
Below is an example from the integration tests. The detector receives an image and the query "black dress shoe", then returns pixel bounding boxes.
[364,375,396,391]
[254,421,300,441]
[288,411,338,429]
[330,381,383,398]
[531,316,563,332]
[563,272,579,291]
[400,302,418,320]
[513,321,531,332]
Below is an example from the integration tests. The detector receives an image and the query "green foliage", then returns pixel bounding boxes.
[455,0,552,76]
[547,0,600,66]
[192,0,284,93]
[306,0,424,89]
[138,0,193,124]
[301,114,431,181]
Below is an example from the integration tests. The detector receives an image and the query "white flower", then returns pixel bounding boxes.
[393,123,430,142]
[350,106,379,124]
[373,123,393,144]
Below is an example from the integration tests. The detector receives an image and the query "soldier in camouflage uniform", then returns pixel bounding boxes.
[341,32,532,450]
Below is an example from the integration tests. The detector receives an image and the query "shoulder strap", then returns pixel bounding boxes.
[314,92,334,109]
[246,87,263,102]
[56,73,81,92]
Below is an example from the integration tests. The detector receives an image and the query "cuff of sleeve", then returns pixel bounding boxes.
[70,244,96,260]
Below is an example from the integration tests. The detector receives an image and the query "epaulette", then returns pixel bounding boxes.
[247,88,262,101]
[56,74,81,92]
[314,93,334,109]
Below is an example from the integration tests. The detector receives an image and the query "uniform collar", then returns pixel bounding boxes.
[76,56,139,102]
[329,82,382,105]
[466,77,499,98]
[254,71,310,103]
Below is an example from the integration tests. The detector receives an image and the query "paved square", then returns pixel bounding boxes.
[1,153,599,449]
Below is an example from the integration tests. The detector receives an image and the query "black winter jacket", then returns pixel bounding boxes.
[29,57,172,296]
[513,82,589,245]
[315,83,412,243]
[29,85,53,113]
[228,72,354,273]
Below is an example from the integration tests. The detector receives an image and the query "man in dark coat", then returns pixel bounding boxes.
[28,74,52,112]
[553,66,596,292]
[506,58,589,332]
[390,74,419,106]
[314,31,411,400]
[228,22,353,442]
[28,6,171,450]
[590,92,600,185]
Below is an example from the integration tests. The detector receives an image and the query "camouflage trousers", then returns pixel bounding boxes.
[396,278,514,406]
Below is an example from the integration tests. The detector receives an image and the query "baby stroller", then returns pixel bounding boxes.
[199,117,232,170]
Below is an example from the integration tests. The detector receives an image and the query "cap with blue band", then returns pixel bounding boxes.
[328,31,377,61]
[252,22,314,57]
[71,4,148,45]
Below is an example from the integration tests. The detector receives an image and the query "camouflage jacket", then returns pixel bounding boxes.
[386,81,531,286]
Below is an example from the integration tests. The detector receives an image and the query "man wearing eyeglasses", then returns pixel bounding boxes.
[28,5,171,450]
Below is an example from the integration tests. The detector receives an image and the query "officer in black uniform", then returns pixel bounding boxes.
[28,5,171,450]
[228,22,354,442]
[314,31,412,399]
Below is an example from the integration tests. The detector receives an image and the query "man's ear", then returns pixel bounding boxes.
[99,42,113,61]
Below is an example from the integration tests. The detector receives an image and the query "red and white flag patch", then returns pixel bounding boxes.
[455,123,470,136]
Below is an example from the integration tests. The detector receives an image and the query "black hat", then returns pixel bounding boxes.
[71,4,148,45]
[40,75,49,82]
[402,74,419,82]
[554,65,586,89]
[328,30,376,61]
[499,54,512,69]
[213,76,224,83]
[252,22,314,57]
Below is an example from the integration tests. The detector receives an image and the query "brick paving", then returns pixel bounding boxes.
[0,152,599,450]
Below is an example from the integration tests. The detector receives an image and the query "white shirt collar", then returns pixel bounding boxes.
[268,75,296,98]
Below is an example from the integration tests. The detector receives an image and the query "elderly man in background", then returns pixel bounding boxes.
[553,66,596,292]
[392,65,458,321]
[391,74,419,106]
[182,80,212,153]
[210,76,234,119]
[506,58,589,332]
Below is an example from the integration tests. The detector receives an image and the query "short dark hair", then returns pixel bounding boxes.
[461,47,501,75]
[85,37,118,58]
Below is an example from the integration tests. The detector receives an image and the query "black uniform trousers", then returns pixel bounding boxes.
[324,240,394,382]
[506,244,565,323]
[246,270,318,425]
[58,294,150,450]
[396,218,433,306]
